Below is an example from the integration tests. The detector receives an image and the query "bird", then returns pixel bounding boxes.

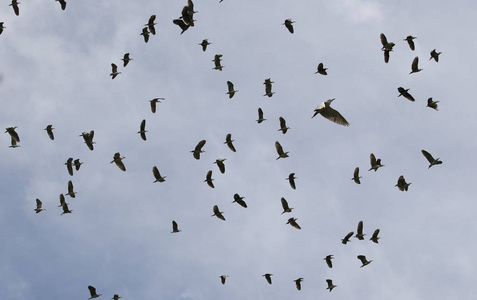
[341,231,354,244]
[213,54,224,70]
[110,63,121,79]
[146,15,157,35]
[370,229,380,244]
[173,19,190,34]
[404,35,416,50]
[88,285,102,299]
[410,56,422,74]
[226,81,237,98]
[287,173,297,190]
[138,119,147,141]
[315,63,328,75]
[283,19,294,33]
[326,279,337,292]
[149,98,165,113]
[380,33,395,51]
[280,197,293,214]
[312,98,349,126]
[369,153,384,171]
[61,202,73,215]
[232,193,247,208]
[5,126,20,143]
[199,39,211,51]
[421,150,442,168]
[111,152,126,171]
[355,221,365,240]
[224,133,236,152]
[181,3,195,27]
[10,0,20,16]
[278,117,289,134]
[80,131,95,151]
[256,108,266,123]
[430,49,442,62]
[56,0,66,11]
[286,217,301,229]
[171,220,181,233]
[58,194,68,207]
[427,98,439,111]
[294,278,303,290]
[214,158,226,174]
[65,157,74,176]
[34,199,45,213]
[44,125,54,140]
[352,167,362,184]
[275,141,289,160]
[111,294,121,300]
[140,27,150,43]
[263,273,273,284]
[397,87,415,101]
[324,255,334,268]
[383,49,392,63]
[73,159,83,171]
[152,166,166,182]
[66,180,76,198]
[205,170,214,188]
[263,78,274,97]
[191,140,206,160]
[121,53,132,67]
[0,22,5,35]
[396,175,411,191]
[357,255,373,268]
[220,275,228,285]
[212,205,225,220]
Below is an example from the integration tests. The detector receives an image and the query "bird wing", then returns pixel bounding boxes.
[421,150,435,163]
[357,221,363,235]
[36,198,42,208]
[172,220,178,231]
[321,106,349,126]
[370,153,377,167]
[281,197,290,211]
[195,140,206,152]
[411,56,419,71]
[380,33,388,47]
[88,286,97,297]
[372,229,380,239]
[153,166,161,180]
[275,141,284,156]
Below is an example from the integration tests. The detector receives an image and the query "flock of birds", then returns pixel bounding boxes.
[3,0,446,298]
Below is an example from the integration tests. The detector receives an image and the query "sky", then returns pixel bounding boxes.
[0,0,476,299]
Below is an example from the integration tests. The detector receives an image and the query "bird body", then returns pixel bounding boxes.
[263,78,274,97]
[315,63,328,75]
[74,159,83,171]
[357,255,373,267]
[58,194,68,207]
[280,197,293,214]
[5,126,20,143]
[173,19,190,34]
[380,33,395,51]
[294,278,303,290]
[220,275,228,284]
[263,273,273,284]
[312,98,349,126]
[192,140,206,159]
[212,205,225,220]
[140,27,150,42]
[56,0,66,10]
[283,19,294,33]
[213,54,223,70]
[66,180,76,198]
[396,175,411,191]
[200,39,211,51]
[421,150,442,168]
[111,294,121,300]
[61,202,72,215]
[45,125,55,140]
[153,166,166,182]
[0,22,5,35]
[397,87,415,101]
[171,220,181,233]
[80,130,95,151]
[287,217,301,229]
[232,193,247,208]
[111,152,126,171]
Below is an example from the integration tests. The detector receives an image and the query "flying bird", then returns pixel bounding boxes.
[214,158,226,174]
[341,231,354,244]
[286,217,301,229]
[312,98,349,126]
[355,220,365,240]
[213,54,223,70]
[369,153,384,171]
[226,81,237,98]
[181,3,195,27]
[138,119,147,141]
[74,159,83,171]
[263,273,273,284]
[171,220,181,233]
[370,229,380,244]
[34,199,45,213]
[315,63,328,75]
[121,53,132,67]
[256,108,266,123]
[283,19,294,33]
[232,193,247,208]
[430,49,442,62]
[191,140,206,159]
[61,202,73,215]
[427,98,439,111]
[326,279,337,292]
[149,98,165,113]
[10,0,20,16]
[212,205,225,220]
[225,133,236,152]
[380,33,395,51]
[357,255,373,268]
[410,56,422,74]
[5,126,20,143]
[205,170,214,188]
[199,39,211,51]
[263,78,274,97]
[352,167,362,184]
[80,130,95,151]
[111,152,126,171]
[280,197,293,214]
[294,278,303,291]
[324,255,334,268]
[110,63,121,79]
[0,22,5,35]
[140,27,150,42]
[173,19,190,34]
[404,35,416,50]
[44,125,54,140]
[397,87,415,101]
[278,117,289,134]
[287,173,297,190]
[275,141,289,160]
[58,194,68,207]
[146,15,157,35]
[152,166,166,182]
[111,294,121,300]
[395,175,411,191]
[220,275,228,285]
[65,157,74,176]
[66,180,76,198]
[56,0,67,11]
[88,285,102,299]
[421,150,442,168]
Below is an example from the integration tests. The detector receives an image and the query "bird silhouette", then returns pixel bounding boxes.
[220,275,228,285]
[171,220,181,233]
[232,193,247,208]
[287,217,301,229]
[294,278,303,290]
[66,180,76,198]
[312,98,349,126]
[110,63,121,79]
[326,279,337,292]
[205,170,214,188]
[226,81,237,98]
[355,221,365,240]
[138,119,147,141]
[395,175,411,191]
[352,167,362,184]
[357,255,373,267]
[191,140,206,160]
[410,56,422,74]
[421,150,442,168]
[200,39,211,51]
[287,173,297,190]
[278,117,290,134]
[213,54,224,70]
[280,197,293,214]
[214,158,226,174]
[315,63,328,75]
[149,98,165,113]
[10,0,20,16]
[263,78,274,97]
[283,19,294,33]
[56,0,66,10]
[427,98,439,111]
[111,152,126,171]
[369,153,384,171]
[152,166,166,182]
[404,35,416,50]
[256,108,266,123]
[34,199,45,213]
[263,273,273,284]
[212,205,225,220]
[65,158,74,176]
[370,229,380,244]
[146,15,157,35]
[275,141,289,160]
[430,49,442,62]
[397,87,415,102]
[341,231,354,244]
[121,53,132,67]
[61,202,73,215]
[324,255,334,268]
[173,19,190,34]
[88,285,102,299]
[45,125,55,140]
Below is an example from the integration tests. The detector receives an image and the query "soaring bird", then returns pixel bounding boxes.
[0,22,6,35]
[352,167,362,184]
[369,153,384,171]
[286,217,301,229]
[421,150,442,168]
[45,125,54,140]
[324,255,334,268]
[341,231,354,244]
[263,78,274,97]
[111,294,121,300]
[111,152,126,171]
[312,98,349,126]
[5,126,20,143]
[397,87,415,101]
[225,133,236,152]
[192,140,206,159]
[263,273,273,284]
[121,53,132,67]
[56,0,67,11]
[370,229,380,244]
[357,255,373,268]
[199,39,211,51]
[10,0,20,16]
[61,202,73,215]
[34,199,45,213]
[66,180,76,198]
[410,56,422,74]
[171,220,181,233]
[283,19,294,33]
[294,278,303,290]
[140,27,150,43]
[58,194,68,207]
[226,81,237,98]
[380,33,395,51]
[173,19,190,34]
[280,197,293,214]
[88,285,102,299]
[149,98,165,113]
[256,107,266,123]
[80,130,95,151]
[110,63,121,79]
[212,205,225,220]
[214,158,226,174]
[213,54,223,70]
[74,159,83,171]
[355,220,365,240]
[65,157,74,176]
[404,35,416,50]
[315,63,328,75]
[427,98,439,111]
[220,275,228,285]
[430,49,442,62]
[395,175,411,191]
[138,119,147,141]
[278,117,289,134]
[326,279,337,292]
[152,166,166,182]
[205,170,214,188]
[146,15,157,35]
[232,193,247,208]
[287,173,297,190]
[275,141,289,160]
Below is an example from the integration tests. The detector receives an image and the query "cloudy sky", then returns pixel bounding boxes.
[1,0,476,299]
